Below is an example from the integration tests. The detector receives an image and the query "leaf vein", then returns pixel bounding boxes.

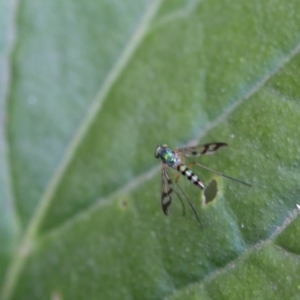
[0,1,163,299]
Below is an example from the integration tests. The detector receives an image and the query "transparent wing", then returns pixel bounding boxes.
[176,142,228,157]
[160,164,203,226]
[161,165,173,215]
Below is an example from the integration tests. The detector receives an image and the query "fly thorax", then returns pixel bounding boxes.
[160,148,178,167]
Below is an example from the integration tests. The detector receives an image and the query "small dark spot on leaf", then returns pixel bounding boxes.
[204,179,218,204]
[119,199,128,209]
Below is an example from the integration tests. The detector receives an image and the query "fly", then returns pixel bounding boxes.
[154,142,251,226]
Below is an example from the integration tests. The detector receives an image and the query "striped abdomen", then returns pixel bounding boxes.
[177,164,204,189]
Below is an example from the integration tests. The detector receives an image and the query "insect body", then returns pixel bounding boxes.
[155,142,251,226]
[155,145,205,189]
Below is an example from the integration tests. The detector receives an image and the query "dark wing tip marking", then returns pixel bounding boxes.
[176,142,228,158]
[161,166,173,215]
[162,188,173,215]
[162,197,171,215]
[202,142,228,154]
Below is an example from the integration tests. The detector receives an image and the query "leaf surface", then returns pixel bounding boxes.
[1,0,300,299]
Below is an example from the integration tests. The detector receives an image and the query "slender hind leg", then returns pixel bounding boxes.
[173,189,186,216]
[175,181,202,228]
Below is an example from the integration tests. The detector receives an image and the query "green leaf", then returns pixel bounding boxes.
[1,0,300,299]
[0,0,20,286]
